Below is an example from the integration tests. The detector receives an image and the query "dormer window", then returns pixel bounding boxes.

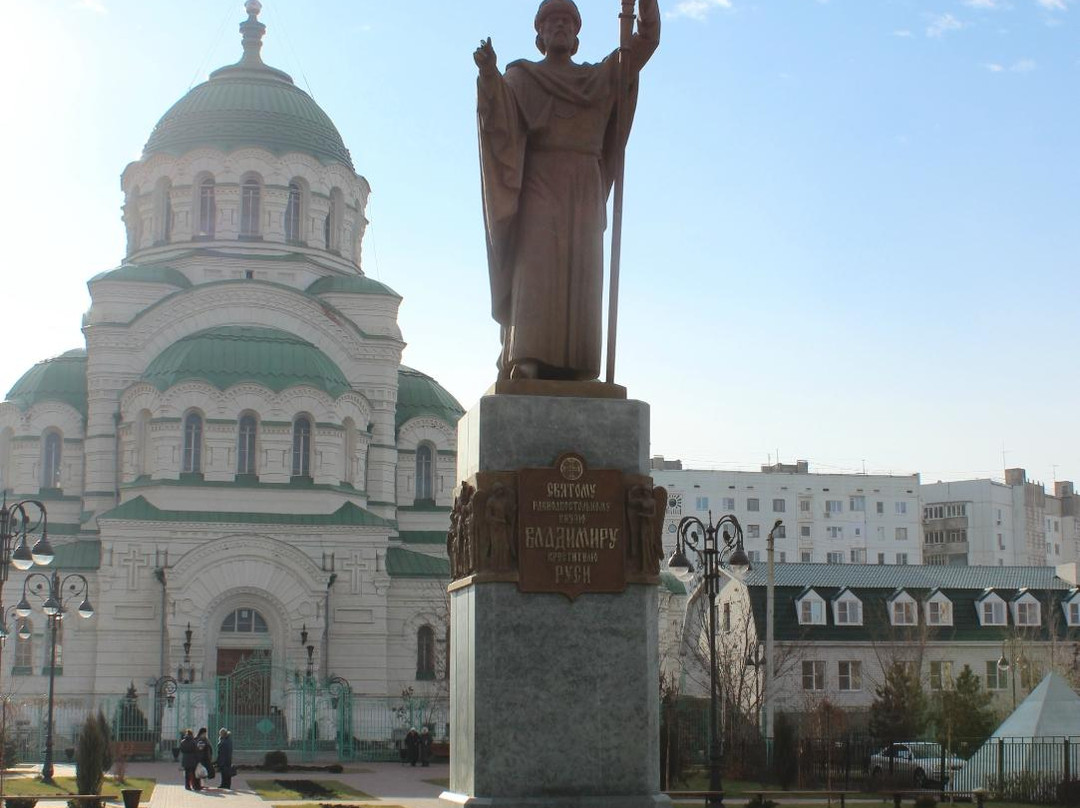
[832,589,863,626]
[1063,591,1080,627]
[977,591,1007,626]
[796,590,826,626]
[889,591,917,626]
[1012,591,1041,627]
[925,591,953,627]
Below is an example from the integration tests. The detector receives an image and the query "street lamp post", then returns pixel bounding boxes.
[16,571,94,783]
[996,643,1026,711]
[0,500,55,685]
[667,513,751,808]
[763,519,782,747]
[152,675,178,757]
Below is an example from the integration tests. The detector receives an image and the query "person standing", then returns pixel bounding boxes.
[217,728,234,789]
[179,729,199,791]
[195,727,214,789]
[419,726,432,767]
[404,727,420,767]
[475,0,660,382]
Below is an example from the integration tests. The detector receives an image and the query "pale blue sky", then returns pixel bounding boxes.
[1,0,1077,486]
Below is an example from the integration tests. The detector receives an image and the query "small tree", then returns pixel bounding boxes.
[870,663,927,743]
[934,665,996,758]
[73,712,108,807]
[94,710,113,774]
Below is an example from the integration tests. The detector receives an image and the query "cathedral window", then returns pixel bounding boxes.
[0,427,12,492]
[155,177,172,243]
[284,182,303,242]
[416,625,435,680]
[136,409,151,477]
[342,418,355,484]
[13,618,32,673]
[326,187,343,252]
[221,608,268,633]
[292,416,312,478]
[182,412,203,474]
[42,430,62,489]
[240,176,262,237]
[237,414,257,476]
[415,443,434,503]
[198,177,216,237]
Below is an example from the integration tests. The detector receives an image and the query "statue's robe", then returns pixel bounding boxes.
[477,12,658,381]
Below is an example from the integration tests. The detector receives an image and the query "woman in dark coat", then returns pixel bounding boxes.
[404,727,420,766]
[195,727,214,788]
[179,729,199,791]
[217,728,234,789]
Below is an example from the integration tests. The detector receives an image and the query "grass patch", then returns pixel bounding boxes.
[246,779,372,801]
[0,775,155,798]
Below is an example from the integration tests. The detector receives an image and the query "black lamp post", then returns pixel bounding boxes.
[15,571,93,784]
[177,623,195,683]
[152,674,178,756]
[300,624,315,679]
[996,643,1027,710]
[0,500,54,681]
[667,513,751,808]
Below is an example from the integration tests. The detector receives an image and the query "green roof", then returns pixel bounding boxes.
[399,531,447,545]
[739,564,1078,644]
[396,367,464,434]
[141,326,350,397]
[386,547,449,578]
[7,349,88,417]
[50,540,101,571]
[99,496,391,527]
[90,264,192,288]
[142,53,352,168]
[306,275,400,298]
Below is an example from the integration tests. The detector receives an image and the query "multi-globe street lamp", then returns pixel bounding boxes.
[15,571,94,783]
[667,513,751,808]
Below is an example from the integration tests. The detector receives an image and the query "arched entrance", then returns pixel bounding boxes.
[213,607,284,748]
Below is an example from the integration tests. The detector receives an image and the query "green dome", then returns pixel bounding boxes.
[90,264,192,288]
[142,327,351,397]
[142,9,353,169]
[396,367,464,434]
[7,349,88,417]
[306,275,400,298]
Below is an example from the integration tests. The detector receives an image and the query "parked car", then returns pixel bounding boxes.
[868,742,965,787]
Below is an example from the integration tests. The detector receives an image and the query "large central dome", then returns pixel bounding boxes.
[141,2,353,168]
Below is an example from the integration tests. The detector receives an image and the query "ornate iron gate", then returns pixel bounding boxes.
[214,652,287,751]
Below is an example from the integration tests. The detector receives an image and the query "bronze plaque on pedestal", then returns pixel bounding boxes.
[517,453,626,599]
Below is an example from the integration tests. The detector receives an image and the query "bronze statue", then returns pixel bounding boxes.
[475,0,660,382]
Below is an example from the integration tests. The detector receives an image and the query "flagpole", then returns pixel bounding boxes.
[606,0,636,385]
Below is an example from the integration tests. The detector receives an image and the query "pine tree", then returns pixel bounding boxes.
[935,665,997,758]
[870,663,927,742]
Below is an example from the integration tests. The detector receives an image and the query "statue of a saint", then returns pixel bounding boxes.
[475,0,660,382]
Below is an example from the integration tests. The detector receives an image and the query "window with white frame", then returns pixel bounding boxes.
[415,443,434,502]
[284,182,303,241]
[850,496,865,512]
[877,553,885,565]
[896,501,908,515]
[182,412,203,474]
[1013,594,1041,627]
[13,618,32,671]
[240,177,261,236]
[850,548,866,564]
[1064,597,1080,627]
[747,498,760,511]
[929,660,953,690]
[802,660,825,691]
[876,501,884,514]
[237,414,257,475]
[826,551,843,564]
[979,595,1007,626]
[773,498,786,512]
[747,550,761,563]
[800,550,812,562]
[827,526,843,539]
[838,660,862,691]
[985,660,1007,691]
[695,496,709,510]
[42,430,62,488]
[799,499,811,513]
[890,593,916,626]
[895,527,908,541]
[721,497,735,510]
[797,592,826,625]
[896,553,909,565]
[747,524,760,538]
[800,525,811,538]
[834,594,863,625]
[292,416,312,477]
[825,500,842,515]
[774,525,786,539]
[925,594,953,626]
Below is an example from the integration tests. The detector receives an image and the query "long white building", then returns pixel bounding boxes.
[650,459,923,566]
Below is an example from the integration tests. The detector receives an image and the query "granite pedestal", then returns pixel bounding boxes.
[442,394,669,808]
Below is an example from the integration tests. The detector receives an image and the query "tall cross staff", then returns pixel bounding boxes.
[605,0,637,384]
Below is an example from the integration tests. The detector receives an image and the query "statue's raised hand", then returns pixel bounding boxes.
[474,37,498,76]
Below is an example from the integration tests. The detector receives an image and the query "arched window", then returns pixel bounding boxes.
[325,188,343,252]
[415,443,434,503]
[182,412,203,474]
[13,618,32,672]
[416,625,435,680]
[221,608,268,633]
[155,178,172,243]
[323,210,332,251]
[292,416,312,477]
[42,430,62,489]
[0,427,13,492]
[240,177,261,236]
[136,409,151,477]
[198,177,216,237]
[237,414,257,476]
[342,418,355,484]
[284,182,302,242]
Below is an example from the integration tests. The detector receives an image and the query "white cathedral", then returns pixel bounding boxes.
[0,1,460,759]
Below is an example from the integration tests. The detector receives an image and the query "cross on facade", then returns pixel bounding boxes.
[119,547,150,590]
[342,551,367,594]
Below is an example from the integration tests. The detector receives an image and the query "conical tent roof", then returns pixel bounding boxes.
[949,673,1080,795]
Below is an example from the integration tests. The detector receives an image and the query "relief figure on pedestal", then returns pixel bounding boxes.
[627,483,666,575]
[484,481,518,572]
[475,0,660,382]
[448,482,477,580]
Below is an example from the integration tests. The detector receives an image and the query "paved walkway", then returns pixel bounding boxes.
[4,760,451,808]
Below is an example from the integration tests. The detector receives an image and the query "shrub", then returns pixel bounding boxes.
[264,750,289,772]
[7,798,38,808]
[71,711,108,808]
